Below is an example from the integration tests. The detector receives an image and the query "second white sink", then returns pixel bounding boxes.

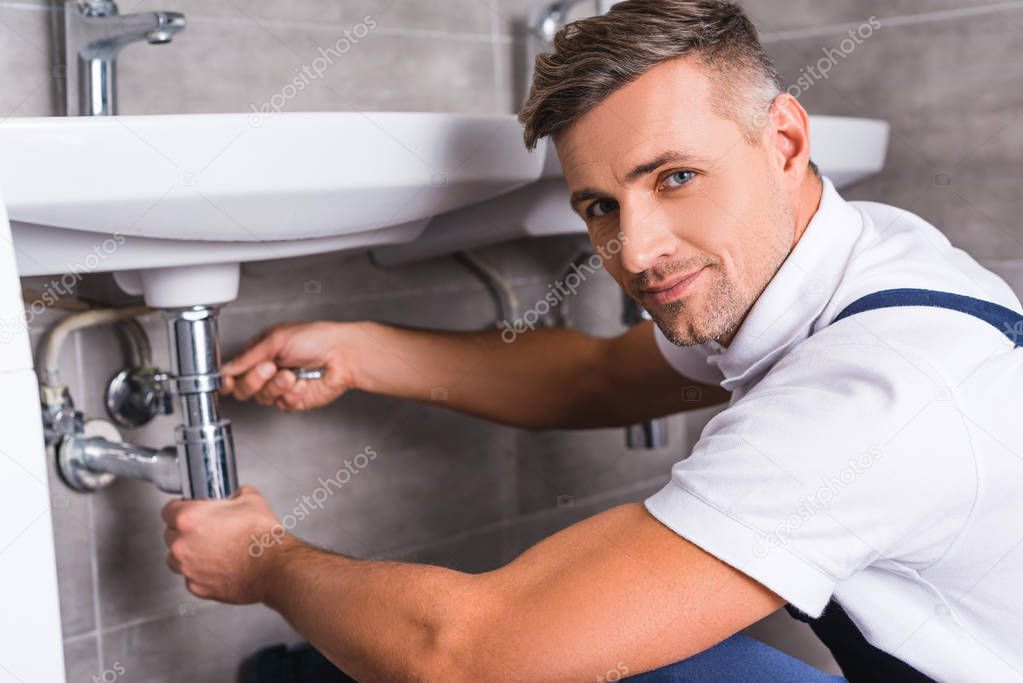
[373,115,891,265]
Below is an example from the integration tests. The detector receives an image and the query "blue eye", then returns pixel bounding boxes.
[662,170,695,189]
[586,198,618,218]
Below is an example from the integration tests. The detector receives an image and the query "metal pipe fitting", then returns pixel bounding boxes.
[59,432,181,494]
[164,306,237,499]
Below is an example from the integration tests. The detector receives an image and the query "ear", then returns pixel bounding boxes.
[766,93,813,188]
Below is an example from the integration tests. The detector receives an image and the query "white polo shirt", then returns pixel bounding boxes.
[645,177,1023,682]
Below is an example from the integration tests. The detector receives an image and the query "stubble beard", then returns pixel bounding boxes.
[648,265,747,347]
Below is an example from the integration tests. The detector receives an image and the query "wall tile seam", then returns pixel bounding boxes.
[87,494,105,672]
[759,1,1023,44]
[374,473,670,562]
[490,1,1023,41]
[490,0,506,114]
[170,12,512,45]
[65,602,232,643]
[0,2,47,12]
[0,3,516,44]
[480,0,519,38]
[62,630,96,645]
[221,274,563,313]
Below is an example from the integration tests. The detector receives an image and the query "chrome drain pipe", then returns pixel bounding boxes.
[165,306,238,499]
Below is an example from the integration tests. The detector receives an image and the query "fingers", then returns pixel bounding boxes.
[274,380,308,412]
[222,325,288,377]
[221,325,293,398]
[231,361,278,401]
[235,484,260,498]
[161,498,189,530]
[161,498,222,531]
[185,579,210,599]
[254,369,297,406]
[274,362,347,411]
[164,525,182,574]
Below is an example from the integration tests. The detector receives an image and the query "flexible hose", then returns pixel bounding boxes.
[42,305,150,388]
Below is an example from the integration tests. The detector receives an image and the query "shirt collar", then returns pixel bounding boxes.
[707,176,864,391]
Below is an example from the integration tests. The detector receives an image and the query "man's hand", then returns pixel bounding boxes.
[221,321,358,412]
[162,485,292,605]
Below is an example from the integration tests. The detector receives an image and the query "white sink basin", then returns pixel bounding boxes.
[3,112,541,242]
[372,115,891,266]
[3,112,544,305]
[2,112,888,305]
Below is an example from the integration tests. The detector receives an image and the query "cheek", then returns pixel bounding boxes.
[602,258,626,289]
[588,223,620,251]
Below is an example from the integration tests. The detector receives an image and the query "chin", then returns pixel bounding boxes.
[651,310,714,347]
[652,297,740,347]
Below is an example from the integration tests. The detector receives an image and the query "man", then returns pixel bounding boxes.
[161,1,1023,680]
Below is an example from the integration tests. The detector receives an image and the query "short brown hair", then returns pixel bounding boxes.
[518,0,783,151]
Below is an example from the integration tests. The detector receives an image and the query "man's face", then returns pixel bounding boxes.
[556,57,798,347]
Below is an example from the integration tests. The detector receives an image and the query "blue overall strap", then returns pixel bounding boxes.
[833,287,1023,346]
[785,286,1023,683]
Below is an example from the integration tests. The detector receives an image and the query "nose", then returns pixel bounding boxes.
[617,200,678,274]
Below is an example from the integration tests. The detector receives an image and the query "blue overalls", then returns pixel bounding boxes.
[625,289,1023,683]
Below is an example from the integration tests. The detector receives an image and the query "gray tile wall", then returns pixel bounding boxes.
[6,0,1022,680]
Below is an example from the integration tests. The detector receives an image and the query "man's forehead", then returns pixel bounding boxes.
[553,57,720,177]
[557,124,700,175]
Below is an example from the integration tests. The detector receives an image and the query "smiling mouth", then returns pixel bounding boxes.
[639,266,707,306]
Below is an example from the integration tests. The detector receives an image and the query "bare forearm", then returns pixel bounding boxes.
[263,538,483,682]
[345,321,727,429]
[346,321,614,428]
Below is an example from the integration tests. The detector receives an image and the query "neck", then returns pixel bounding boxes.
[792,172,825,250]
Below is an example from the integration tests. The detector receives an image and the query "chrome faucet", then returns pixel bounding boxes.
[527,0,615,47]
[524,0,601,102]
[528,0,586,45]
[61,0,186,116]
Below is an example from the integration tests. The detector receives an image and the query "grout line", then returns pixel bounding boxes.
[181,11,514,45]
[222,273,558,316]
[74,328,107,666]
[0,2,49,12]
[62,629,96,645]
[760,1,1023,42]
[80,606,209,642]
[376,473,670,561]
[490,0,506,114]
[87,495,104,669]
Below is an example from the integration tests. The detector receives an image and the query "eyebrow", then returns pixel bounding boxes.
[569,150,703,211]
[625,150,700,182]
